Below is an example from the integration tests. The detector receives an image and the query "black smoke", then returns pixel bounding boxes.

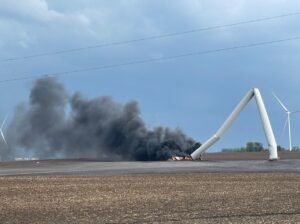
[2,78,199,161]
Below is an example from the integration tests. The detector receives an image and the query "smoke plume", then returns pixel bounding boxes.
[2,78,198,161]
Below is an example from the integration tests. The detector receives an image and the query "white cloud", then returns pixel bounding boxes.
[174,0,300,22]
[0,0,299,55]
[0,0,62,22]
[0,0,94,51]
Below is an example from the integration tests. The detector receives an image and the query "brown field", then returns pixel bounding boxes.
[1,173,300,224]
[203,151,300,160]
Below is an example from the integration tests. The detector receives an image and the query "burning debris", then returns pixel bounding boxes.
[2,78,199,161]
[168,142,201,161]
[169,155,193,161]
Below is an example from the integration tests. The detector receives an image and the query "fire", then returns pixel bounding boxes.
[169,155,193,161]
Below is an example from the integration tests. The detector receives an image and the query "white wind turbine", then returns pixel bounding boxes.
[0,115,8,145]
[273,92,300,151]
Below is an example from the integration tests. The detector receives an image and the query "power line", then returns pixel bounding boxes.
[2,11,300,62]
[1,36,299,84]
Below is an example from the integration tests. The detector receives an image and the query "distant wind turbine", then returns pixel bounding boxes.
[272,92,300,151]
[0,115,8,145]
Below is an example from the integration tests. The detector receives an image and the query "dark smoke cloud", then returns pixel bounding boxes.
[2,78,198,161]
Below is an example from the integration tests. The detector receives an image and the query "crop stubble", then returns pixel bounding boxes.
[0,173,300,223]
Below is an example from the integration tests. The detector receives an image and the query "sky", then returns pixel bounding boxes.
[0,0,300,152]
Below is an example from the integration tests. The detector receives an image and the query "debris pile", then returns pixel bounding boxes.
[169,155,193,161]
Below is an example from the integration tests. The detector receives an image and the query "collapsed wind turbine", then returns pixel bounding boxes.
[272,92,300,151]
[191,88,278,161]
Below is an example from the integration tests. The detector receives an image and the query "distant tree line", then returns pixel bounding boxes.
[222,142,289,152]
[292,146,300,151]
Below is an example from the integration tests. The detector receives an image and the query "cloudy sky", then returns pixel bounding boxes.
[0,0,300,151]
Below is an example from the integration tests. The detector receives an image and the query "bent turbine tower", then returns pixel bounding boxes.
[191,88,278,161]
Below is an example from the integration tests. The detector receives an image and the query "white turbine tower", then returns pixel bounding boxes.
[272,92,300,151]
[0,115,8,145]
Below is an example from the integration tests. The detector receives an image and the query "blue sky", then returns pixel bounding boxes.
[0,0,300,152]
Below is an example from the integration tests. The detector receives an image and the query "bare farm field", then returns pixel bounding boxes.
[1,173,300,224]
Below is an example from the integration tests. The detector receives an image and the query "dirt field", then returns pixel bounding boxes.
[1,173,300,223]
[203,151,300,160]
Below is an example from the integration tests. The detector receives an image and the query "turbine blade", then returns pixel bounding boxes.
[1,114,9,129]
[291,110,300,114]
[0,130,7,145]
[272,92,289,112]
